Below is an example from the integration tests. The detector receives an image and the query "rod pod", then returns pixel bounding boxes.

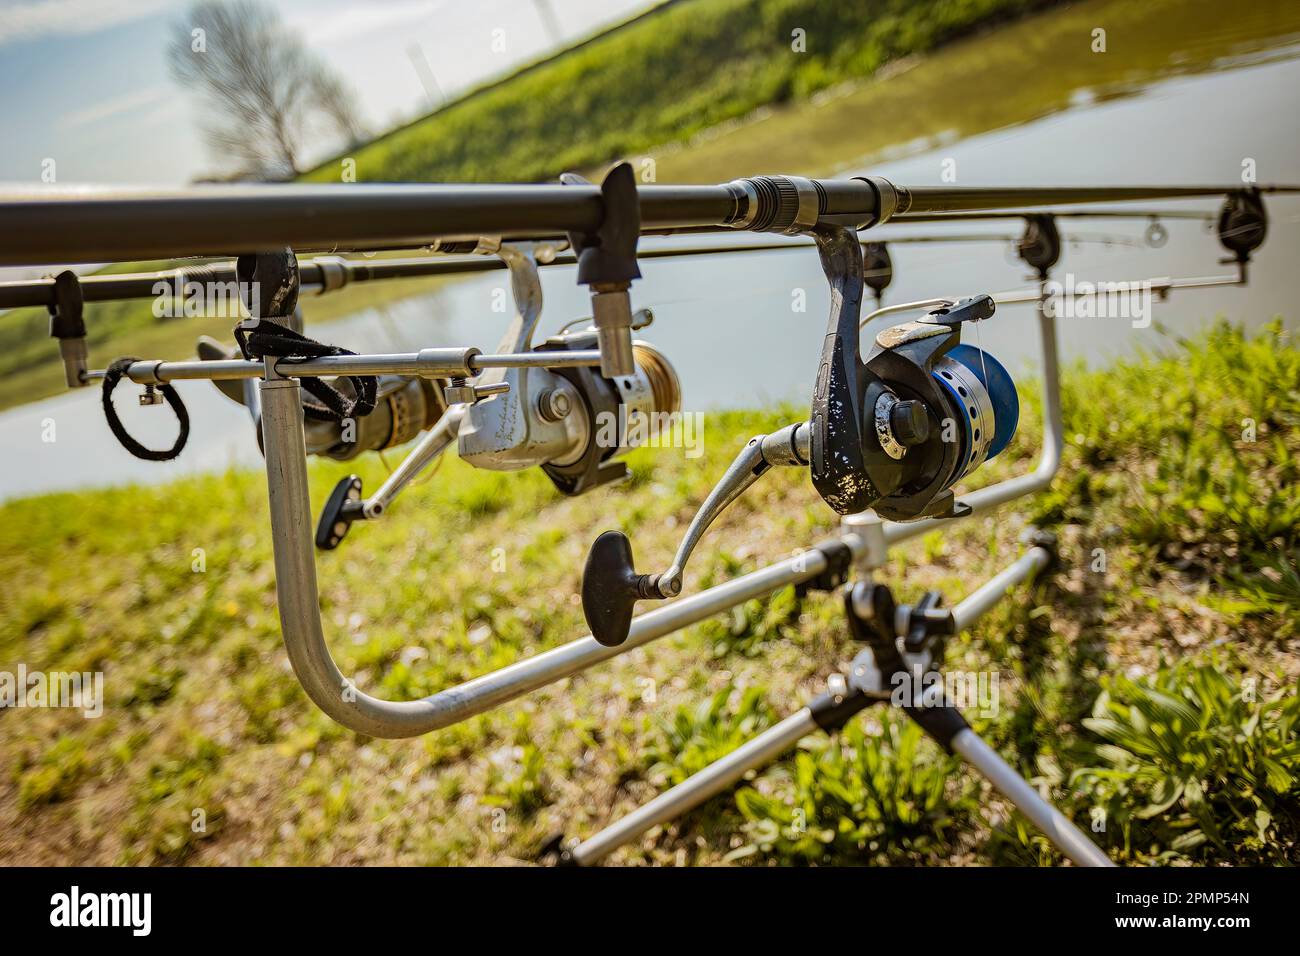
[561,541,1113,868]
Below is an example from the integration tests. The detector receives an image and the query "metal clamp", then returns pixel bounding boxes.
[562,163,642,377]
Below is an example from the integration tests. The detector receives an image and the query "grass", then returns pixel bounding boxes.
[1071,660,1300,864]
[1,319,1297,865]
[300,0,1058,186]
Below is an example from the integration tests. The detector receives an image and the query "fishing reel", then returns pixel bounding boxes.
[581,225,1018,647]
[309,241,680,549]
[453,244,679,495]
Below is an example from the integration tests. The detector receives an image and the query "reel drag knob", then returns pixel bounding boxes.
[874,393,931,461]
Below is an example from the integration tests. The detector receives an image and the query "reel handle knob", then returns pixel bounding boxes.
[315,474,365,551]
[581,531,662,647]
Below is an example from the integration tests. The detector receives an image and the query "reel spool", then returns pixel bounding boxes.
[931,343,1019,487]
[309,375,447,461]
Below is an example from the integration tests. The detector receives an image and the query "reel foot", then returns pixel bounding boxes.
[581,531,662,647]
[316,475,365,550]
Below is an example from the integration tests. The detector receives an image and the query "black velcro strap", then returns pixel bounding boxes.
[101,357,190,461]
[235,321,377,423]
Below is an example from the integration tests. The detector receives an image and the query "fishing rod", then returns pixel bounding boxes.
[2,171,1291,266]
[21,164,1275,390]
[0,222,1153,313]
[10,165,1293,866]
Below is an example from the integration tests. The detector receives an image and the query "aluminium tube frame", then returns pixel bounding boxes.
[261,361,865,737]
[252,267,1067,739]
[568,543,1113,867]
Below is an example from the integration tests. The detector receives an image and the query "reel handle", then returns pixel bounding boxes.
[580,422,809,647]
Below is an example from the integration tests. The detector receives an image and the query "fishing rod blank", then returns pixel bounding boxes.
[0,228,1116,312]
[2,169,1294,265]
[857,268,1247,330]
[893,208,1216,223]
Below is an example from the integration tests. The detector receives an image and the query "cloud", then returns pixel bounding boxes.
[287,0,445,48]
[58,85,173,129]
[0,0,176,45]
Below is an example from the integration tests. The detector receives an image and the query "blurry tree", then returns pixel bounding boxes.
[168,0,367,180]
[311,65,369,149]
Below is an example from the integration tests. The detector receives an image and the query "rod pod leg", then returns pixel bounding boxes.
[565,706,830,866]
[949,725,1113,868]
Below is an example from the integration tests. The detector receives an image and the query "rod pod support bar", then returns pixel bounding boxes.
[566,537,1111,868]
[562,163,642,377]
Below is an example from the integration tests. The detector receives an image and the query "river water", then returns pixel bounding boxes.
[4,0,1299,500]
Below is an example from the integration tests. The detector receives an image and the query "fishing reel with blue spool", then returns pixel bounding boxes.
[581,270,1021,648]
[850,296,1019,523]
[807,216,1019,524]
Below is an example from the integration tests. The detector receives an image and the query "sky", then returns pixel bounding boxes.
[0,0,656,185]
